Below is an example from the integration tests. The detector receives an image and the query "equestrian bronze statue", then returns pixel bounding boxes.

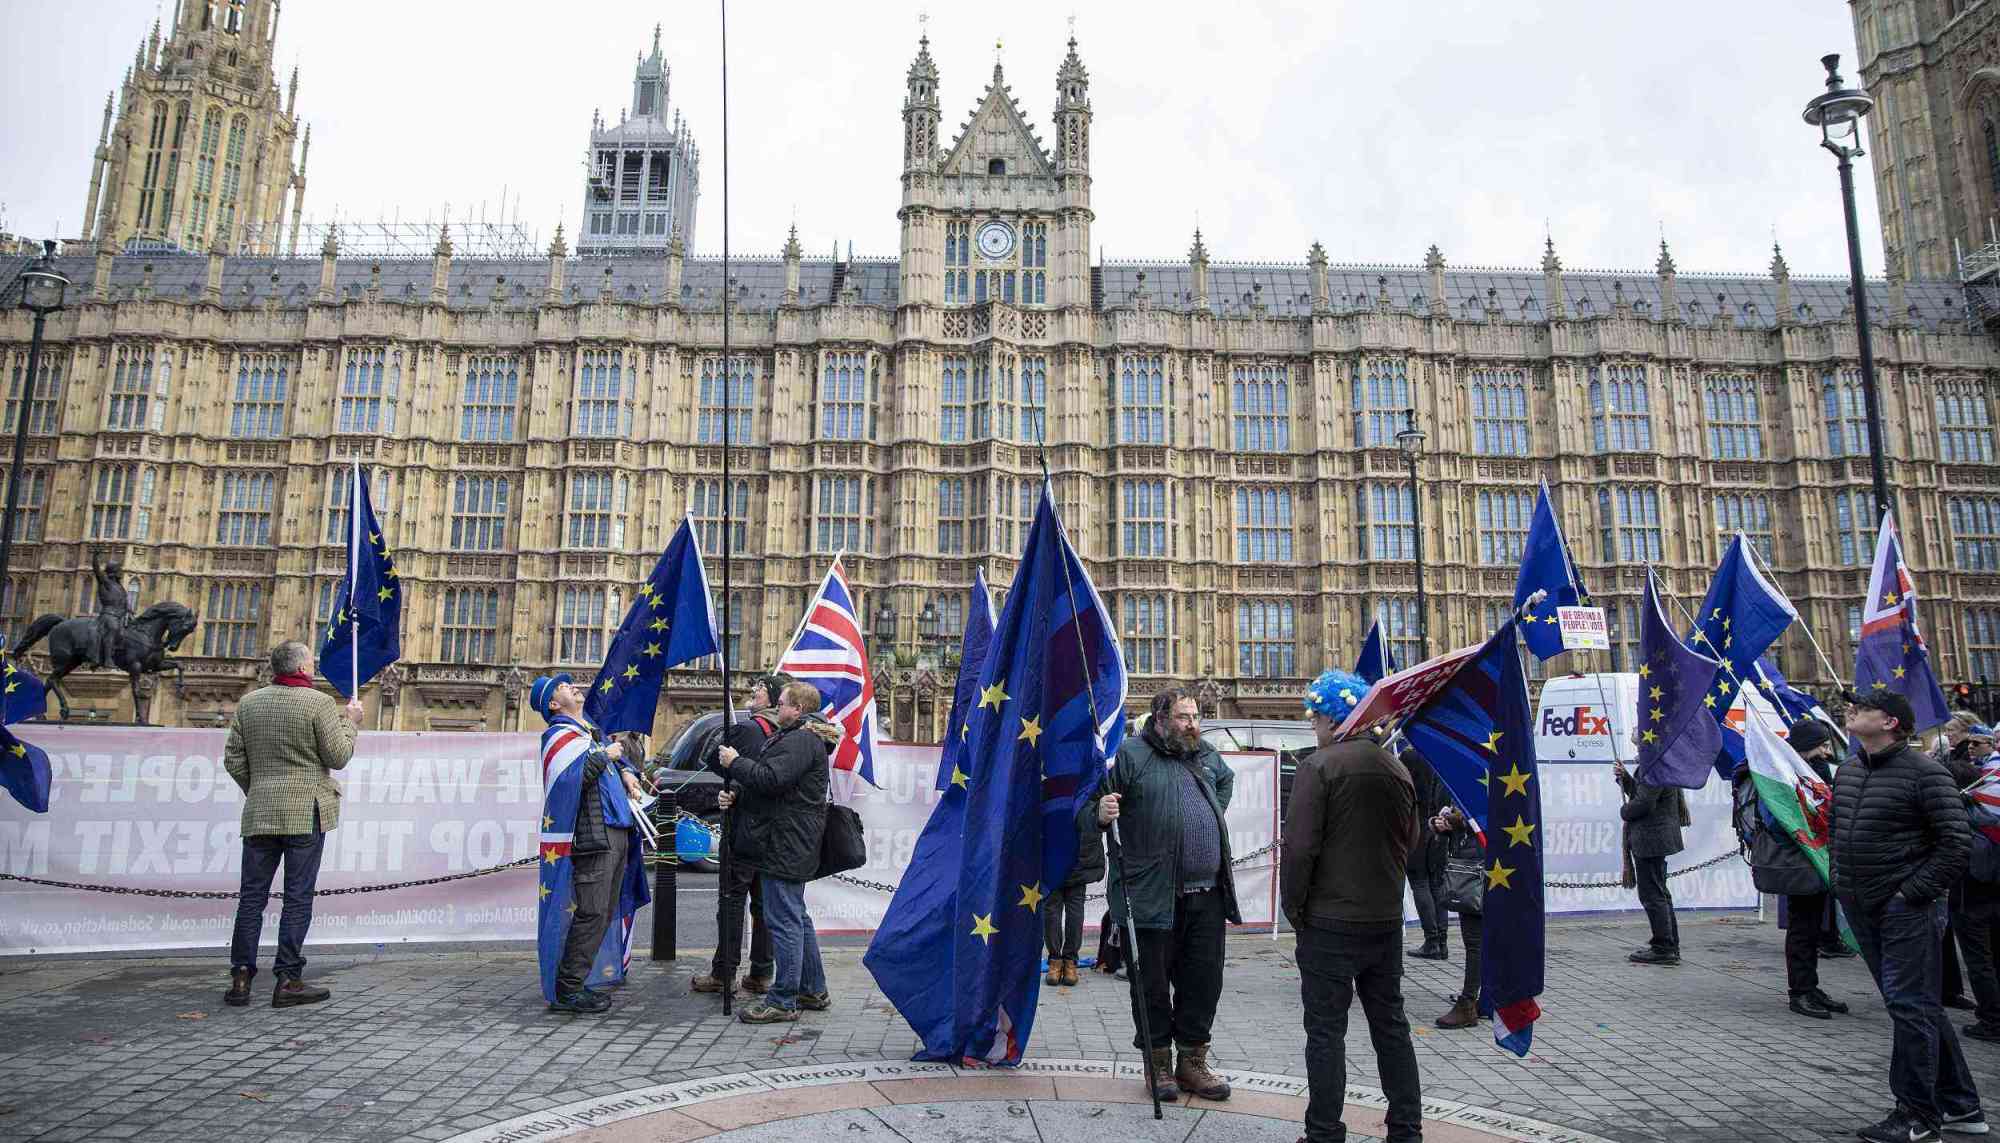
[10,555,198,723]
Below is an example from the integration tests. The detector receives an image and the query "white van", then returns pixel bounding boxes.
[1533,672,1786,765]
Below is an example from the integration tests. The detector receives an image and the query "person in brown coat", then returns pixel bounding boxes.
[222,640,363,1009]
[1281,669,1423,1143]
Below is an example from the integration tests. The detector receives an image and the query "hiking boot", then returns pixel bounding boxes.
[1144,1046,1181,1102]
[271,978,330,1008]
[1946,994,1979,1012]
[1859,1106,1940,1143]
[1963,1022,2000,1044]
[1628,946,1680,966]
[1789,993,1833,1021]
[738,1000,799,1024]
[1942,1107,1990,1134]
[1061,959,1080,986]
[1811,988,1851,1015]
[798,990,832,1011]
[548,988,612,1015]
[690,973,729,993]
[739,973,772,995]
[1436,994,1480,1029]
[1410,936,1448,960]
[1046,957,1065,986]
[223,968,253,1008]
[1174,1042,1230,1101]
[1820,940,1857,959]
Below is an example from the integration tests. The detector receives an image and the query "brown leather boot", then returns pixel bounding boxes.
[271,977,330,1008]
[1175,1041,1231,1101]
[1145,1046,1182,1102]
[689,973,729,993]
[1435,993,1479,1029]
[1061,958,1080,986]
[1046,957,1065,986]
[739,974,772,996]
[223,968,253,1008]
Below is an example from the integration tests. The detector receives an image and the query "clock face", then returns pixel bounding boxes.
[976,221,1016,261]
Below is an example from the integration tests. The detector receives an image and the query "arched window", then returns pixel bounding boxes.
[1987,119,2000,202]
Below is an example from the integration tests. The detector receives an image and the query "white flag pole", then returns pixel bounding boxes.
[350,459,361,702]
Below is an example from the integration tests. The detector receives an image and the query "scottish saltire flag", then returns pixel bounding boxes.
[1356,619,1397,684]
[536,713,650,1003]
[583,518,719,734]
[1856,514,1951,731]
[0,723,50,813]
[320,465,401,698]
[1398,625,1530,836]
[865,482,1127,1063]
[1468,620,1544,1057]
[0,647,45,724]
[1634,569,1725,789]
[1686,535,1798,775]
[935,569,997,791]
[1513,483,1588,662]
[778,559,882,786]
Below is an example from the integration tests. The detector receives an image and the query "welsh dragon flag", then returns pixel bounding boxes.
[1741,713,1833,886]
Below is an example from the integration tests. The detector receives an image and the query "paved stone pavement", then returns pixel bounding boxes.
[1,911,1998,1143]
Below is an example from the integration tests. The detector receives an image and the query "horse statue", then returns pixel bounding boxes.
[11,601,199,723]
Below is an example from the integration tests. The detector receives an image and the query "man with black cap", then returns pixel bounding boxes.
[690,671,791,999]
[1732,717,1850,1019]
[1834,689,1985,1142]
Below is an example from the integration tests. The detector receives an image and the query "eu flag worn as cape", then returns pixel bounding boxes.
[1686,535,1798,776]
[537,713,650,1003]
[1513,483,1588,662]
[0,723,50,813]
[1634,569,1726,789]
[320,466,401,698]
[1356,619,1397,684]
[0,647,46,725]
[1856,513,1951,731]
[864,483,1127,1063]
[583,518,719,734]
[936,569,997,791]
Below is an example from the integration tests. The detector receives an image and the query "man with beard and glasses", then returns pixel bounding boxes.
[1084,688,1239,1104]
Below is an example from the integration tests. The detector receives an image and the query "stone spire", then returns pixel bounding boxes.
[1053,34,1091,177]
[1309,241,1329,313]
[545,222,567,304]
[430,222,452,303]
[1424,245,1447,316]
[1769,242,1792,321]
[902,34,941,175]
[1541,236,1565,320]
[783,224,803,304]
[316,223,338,303]
[1655,238,1680,320]
[1189,228,1209,311]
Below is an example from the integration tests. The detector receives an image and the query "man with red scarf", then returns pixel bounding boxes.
[222,640,364,1009]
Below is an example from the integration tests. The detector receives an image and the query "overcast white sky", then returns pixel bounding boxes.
[2,1,1890,276]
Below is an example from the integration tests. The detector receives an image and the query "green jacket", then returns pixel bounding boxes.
[224,684,357,836]
[1079,730,1241,930]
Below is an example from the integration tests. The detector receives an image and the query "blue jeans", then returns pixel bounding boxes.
[761,876,825,1009]
[1849,894,1983,1128]
[229,813,326,980]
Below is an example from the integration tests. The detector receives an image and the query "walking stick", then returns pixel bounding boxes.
[1108,817,1163,1119]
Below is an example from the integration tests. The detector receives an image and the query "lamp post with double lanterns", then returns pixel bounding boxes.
[1804,53,1892,521]
[1396,407,1429,659]
[1,242,69,627]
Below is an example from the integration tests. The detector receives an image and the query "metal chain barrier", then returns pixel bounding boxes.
[827,838,1285,900]
[0,856,539,901]
[1544,848,1745,890]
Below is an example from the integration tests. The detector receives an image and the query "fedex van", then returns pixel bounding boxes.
[1533,672,1786,765]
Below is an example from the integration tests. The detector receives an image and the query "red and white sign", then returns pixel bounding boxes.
[1331,642,1485,740]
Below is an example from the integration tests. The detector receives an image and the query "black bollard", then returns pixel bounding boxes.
[651,786,677,961]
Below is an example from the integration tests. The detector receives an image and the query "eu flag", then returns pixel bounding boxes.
[1634,569,1725,789]
[0,647,47,724]
[1355,619,1396,684]
[864,483,1127,1063]
[1686,535,1797,775]
[1514,483,1588,662]
[0,723,49,813]
[1752,656,1828,728]
[1472,620,1545,1056]
[935,568,997,791]
[583,518,719,734]
[320,464,401,699]
[1400,625,1527,834]
[1856,513,1951,730]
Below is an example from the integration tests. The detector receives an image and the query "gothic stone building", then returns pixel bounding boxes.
[6,27,2000,738]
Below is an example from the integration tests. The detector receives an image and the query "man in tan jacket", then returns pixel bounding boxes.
[223,640,363,1008]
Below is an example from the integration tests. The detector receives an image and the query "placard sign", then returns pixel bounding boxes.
[1558,606,1610,650]
[1330,642,1484,740]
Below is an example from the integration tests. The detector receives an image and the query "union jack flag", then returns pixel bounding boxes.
[778,558,882,787]
[1970,766,2000,849]
[1855,513,1950,731]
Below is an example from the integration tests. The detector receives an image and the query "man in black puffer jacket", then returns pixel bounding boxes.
[1832,691,1985,1143]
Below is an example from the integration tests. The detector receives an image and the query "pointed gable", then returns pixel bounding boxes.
[939,64,1056,181]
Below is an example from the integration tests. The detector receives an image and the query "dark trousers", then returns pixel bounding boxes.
[1297,925,1424,1143]
[1126,889,1225,1051]
[1457,910,1484,999]
[1950,889,2000,1028]
[1408,842,1447,942]
[710,858,772,980]
[557,828,629,996]
[228,810,326,980]
[1785,891,1829,996]
[1044,883,1088,960]
[1848,895,1982,1129]
[1634,855,1679,951]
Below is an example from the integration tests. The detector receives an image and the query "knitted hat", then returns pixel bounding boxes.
[1785,718,1835,755]
[1303,669,1369,723]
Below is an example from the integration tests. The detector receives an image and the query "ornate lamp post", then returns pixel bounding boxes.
[917,599,941,669]
[1,242,68,630]
[872,600,897,655]
[1804,53,1891,520]
[1396,407,1429,658]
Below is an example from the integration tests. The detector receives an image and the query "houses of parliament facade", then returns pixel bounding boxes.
[6,1,2000,736]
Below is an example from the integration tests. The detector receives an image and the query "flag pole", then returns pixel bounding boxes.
[349,459,360,703]
[716,0,735,1019]
[1544,482,1630,775]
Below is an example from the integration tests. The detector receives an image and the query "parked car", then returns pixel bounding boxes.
[641,711,745,873]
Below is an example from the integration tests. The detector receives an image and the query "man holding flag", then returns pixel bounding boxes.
[1735,716,1849,1020]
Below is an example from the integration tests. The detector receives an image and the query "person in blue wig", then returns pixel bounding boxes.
[1281,669,1425,1143]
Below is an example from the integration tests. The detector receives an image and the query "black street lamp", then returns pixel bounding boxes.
[1804,53,1892,520]
[1396,407,1429,659]
[872,600,896,649]
[1,242,68,635]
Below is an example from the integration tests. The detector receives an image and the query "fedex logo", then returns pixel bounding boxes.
[1541,706,1611,737]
